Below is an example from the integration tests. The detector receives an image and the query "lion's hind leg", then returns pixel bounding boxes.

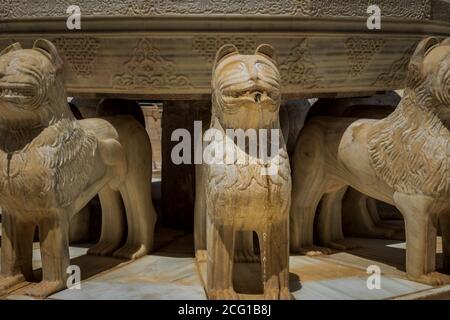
[88,186,126,257]
[112,157,156,260]
[290,129,330,255]
[316,186,358,251]
[290,204,333,256]
[111,119,157,260]
[113,177,156,260]
[342,189,403,240]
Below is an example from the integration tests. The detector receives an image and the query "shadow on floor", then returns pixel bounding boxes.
[329,237,443,272]
[232,261,301,295]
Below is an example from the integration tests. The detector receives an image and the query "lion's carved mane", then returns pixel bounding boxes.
[368,48,450,198]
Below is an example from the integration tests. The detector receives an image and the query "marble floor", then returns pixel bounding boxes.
[1,227,449,300]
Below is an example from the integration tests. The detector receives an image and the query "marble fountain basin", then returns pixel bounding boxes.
[0,0,449,100]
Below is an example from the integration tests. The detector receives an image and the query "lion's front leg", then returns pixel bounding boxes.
[440,212,450,273]
[88,186,125,257]
[0,210,35,296]
[24,211,70,298]
[394,193,450,286]
[207,219,238,300]
[194,164,207,262]
[259,220,294,300]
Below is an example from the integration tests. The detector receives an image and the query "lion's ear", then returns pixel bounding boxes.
[441,38,450,46]
[255,44,277,65]
[213,44,239,70]
[33,39,63,71]
[0,42,22,56]
[407,37,440,87]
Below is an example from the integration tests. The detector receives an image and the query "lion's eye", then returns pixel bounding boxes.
[255,62,272,72]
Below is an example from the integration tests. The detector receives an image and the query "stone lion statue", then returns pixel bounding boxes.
[195,44,292,299]
[0,40,156,297]
[290,37,450,285]
[311,99,405,244]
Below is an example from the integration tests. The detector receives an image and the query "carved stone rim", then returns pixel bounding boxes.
[1,0,446,21]
[1,16,450,35]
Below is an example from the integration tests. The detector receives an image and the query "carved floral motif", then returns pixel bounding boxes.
[53,37,100,78]
[279,39,323,88]
[113,38,190,88]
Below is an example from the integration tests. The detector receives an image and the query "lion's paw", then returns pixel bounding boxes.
[113,243,147,260]
[196,250,208,263]
[408,272,450,286]
[87,241,120,257]
[0,274,26,295]
[23,280,65,299]
[292,245,332,256]
[326,239,358,251]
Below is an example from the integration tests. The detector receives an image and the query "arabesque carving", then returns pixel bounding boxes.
[113,38,190,88]
[279,39,323,88]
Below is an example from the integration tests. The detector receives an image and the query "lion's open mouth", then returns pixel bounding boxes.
[0,83,37,101]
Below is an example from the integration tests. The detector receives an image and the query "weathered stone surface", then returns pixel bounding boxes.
[0,0,438,19]
[0,1,448,99]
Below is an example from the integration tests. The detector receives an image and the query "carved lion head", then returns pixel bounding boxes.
[211,44,281,130]
[0,39,70,130]
[408,37,450,110]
